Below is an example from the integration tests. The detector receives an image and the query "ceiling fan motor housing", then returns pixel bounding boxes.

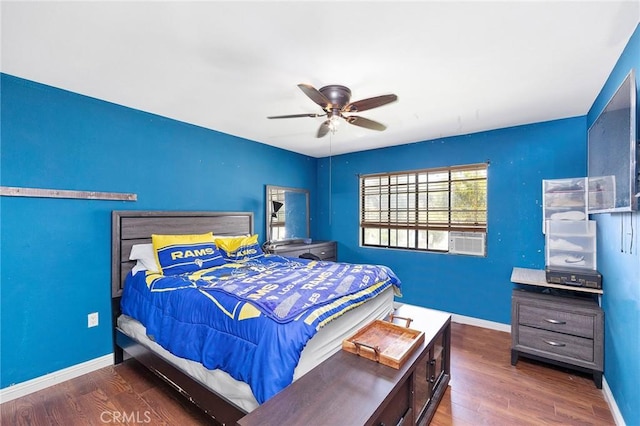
[319,85,352,110]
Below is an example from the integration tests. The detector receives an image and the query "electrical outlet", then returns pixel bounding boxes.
[88,312,99,328]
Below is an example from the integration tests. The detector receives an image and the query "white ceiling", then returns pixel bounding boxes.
[2,1,639,158]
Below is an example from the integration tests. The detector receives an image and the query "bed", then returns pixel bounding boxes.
[111,210,399,425]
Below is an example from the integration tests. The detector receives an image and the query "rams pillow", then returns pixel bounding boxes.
[152,232,225,275]
[214,234,264,262]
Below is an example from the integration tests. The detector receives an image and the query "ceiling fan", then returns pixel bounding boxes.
[268,84,398,138]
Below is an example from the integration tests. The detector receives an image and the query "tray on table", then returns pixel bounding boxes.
[342,315,425,369]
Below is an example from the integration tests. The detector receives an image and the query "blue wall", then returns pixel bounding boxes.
[0,74,317,388]
[587,24,640,426]
[315,117,587,324]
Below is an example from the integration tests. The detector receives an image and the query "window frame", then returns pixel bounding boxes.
[359,162,488,253]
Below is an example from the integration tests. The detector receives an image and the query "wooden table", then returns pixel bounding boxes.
[238,304,451,426]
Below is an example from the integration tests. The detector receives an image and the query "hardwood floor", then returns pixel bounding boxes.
[430,323,614,426]
[1,323,614,426]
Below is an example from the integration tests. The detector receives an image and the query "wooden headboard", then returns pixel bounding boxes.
[111,210,254,298]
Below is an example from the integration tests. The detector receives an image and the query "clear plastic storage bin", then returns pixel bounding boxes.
[545,220,596,270]
[542,178,588,233]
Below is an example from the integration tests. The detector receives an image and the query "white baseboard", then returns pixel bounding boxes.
[392,302,511,333]
[451,313,511,333]
[0,353,113,404]
[603,377,626,426]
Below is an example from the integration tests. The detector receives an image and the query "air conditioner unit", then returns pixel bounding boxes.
[449,232,486,256]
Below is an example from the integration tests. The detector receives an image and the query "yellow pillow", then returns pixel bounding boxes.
[214,234,264,261]
[152,232,224,274]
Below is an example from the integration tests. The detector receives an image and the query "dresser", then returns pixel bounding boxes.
[510,270,604,388]
[266,240,337,261]
[238,304,451,426]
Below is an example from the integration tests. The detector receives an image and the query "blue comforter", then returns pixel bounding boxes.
[120,255,400,404]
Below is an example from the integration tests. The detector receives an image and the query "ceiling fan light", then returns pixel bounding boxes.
[328,114,341,132]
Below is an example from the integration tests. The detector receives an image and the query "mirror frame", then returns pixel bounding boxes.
[265,185,310,245]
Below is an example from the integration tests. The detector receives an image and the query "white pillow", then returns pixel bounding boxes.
[129,243,159,274]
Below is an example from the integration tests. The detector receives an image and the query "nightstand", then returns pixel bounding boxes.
[510,267,604,389]
[266,240,337,261]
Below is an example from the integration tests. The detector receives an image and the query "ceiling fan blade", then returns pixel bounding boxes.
[343,94,398,113]
[317,120,331,138]
[267,113,324,119]
[298,84,332,110]
[344,115,387,131]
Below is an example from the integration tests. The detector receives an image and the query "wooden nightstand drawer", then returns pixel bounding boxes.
[309,244,336,260]
[267,241,337,262]
[518,326,594,362]
[519,305,595,339]
[273,246,310,258]
[511,288,604,388]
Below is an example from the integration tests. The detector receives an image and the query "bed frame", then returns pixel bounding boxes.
[111,210,255,425]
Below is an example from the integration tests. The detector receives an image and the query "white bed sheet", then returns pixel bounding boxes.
[117,285,395,412]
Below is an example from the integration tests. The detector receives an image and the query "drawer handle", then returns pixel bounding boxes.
[543,340,566,347]
[544,318,567,325]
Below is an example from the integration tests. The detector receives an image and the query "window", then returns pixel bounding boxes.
[360,163,487,254]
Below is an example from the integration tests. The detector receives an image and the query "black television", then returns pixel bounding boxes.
[588,69,638,213]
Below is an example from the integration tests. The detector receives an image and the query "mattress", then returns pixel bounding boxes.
[117,285,395,412]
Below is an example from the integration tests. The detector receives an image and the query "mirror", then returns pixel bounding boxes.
[265,185,310,244]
